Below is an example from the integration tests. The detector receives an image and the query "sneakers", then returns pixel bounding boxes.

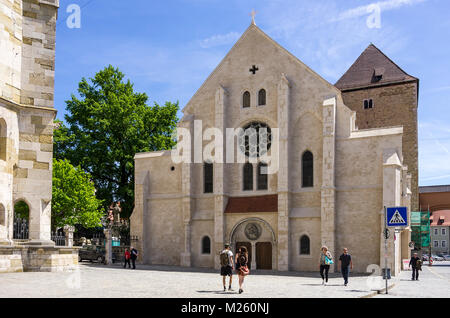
[322,280,325,285]
[239,289,243,294]
[228,286,233,291]
[223,286,226,291]
[344,283,347,286]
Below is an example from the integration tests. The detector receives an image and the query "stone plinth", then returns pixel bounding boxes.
[0,244,79,273]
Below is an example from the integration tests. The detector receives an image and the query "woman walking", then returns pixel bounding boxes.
[235,246,250,294]
[319,246,333,285]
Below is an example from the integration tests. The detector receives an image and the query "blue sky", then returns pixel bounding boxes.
[55,0,450,187]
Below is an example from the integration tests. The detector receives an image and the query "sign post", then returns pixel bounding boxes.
[385,206,408,294]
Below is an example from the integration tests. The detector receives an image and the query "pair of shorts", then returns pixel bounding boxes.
[220,265,233,276]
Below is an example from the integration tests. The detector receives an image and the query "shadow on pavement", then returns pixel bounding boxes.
[196,290,237,295]
[78,263,372,279]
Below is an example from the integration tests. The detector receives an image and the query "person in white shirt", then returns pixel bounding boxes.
[219,243,234,291]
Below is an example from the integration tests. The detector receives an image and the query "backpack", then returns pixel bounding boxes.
[239,253,248,266]
[220,251,230,267]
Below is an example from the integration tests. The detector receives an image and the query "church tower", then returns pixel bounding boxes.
[335,44,419,211]
[0,1,78,273]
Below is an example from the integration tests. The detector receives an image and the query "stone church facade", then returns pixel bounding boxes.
[0,0,78,273]
[131,22,416,275]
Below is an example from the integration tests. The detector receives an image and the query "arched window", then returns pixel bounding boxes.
[258,89,266,106]
[243,162,253,191]
[204,162,213,193]
[257,162,268,190]
[302,151,313,187]
[0,118,6,161]
[202,236,211,254]
[300,235,310,255]
[0,203,5,226]
[243,91,250,108]
[13,200,29,239]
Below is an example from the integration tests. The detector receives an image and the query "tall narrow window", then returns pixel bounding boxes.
[258,89,266,106]
[202,236,211,254]
[243,91,250,108]
[302,151,313,187]
[257,162,268,190]
[363,99,373,109]
[243,162,253,191]
[300,235,310,255]
[0,203,5,226]
[204,162,213,193]
[0,118,6,161]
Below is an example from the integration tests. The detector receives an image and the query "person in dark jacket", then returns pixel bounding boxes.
[338,248,353,286]
[130,246,138,269]
[409,253,421,280]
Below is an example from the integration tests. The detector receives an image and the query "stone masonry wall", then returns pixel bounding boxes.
[340,82,418,211]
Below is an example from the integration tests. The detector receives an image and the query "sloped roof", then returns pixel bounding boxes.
[225,194,278,213]
[430,210,450,226]
[335,44,418,91]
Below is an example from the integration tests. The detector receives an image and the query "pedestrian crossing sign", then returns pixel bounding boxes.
[387,207,408,227]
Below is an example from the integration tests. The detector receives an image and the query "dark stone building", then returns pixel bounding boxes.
[336,44,419,211]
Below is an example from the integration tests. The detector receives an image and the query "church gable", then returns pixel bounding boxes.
[183,23,341,117]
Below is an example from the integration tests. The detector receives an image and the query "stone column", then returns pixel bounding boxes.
[27,198,54,246]
[103,227,112,265]
[64,225,75,248]
[214,86,228,269]
[180,116,194,267]
[277,74,290,271]
[251,241,257,270]
[381,149,403,276]
[321,97,336,272]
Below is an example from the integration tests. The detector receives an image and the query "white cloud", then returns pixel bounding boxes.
[332,0,428,22]
[199,32,240,49]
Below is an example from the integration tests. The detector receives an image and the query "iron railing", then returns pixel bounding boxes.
[13,218,29,240]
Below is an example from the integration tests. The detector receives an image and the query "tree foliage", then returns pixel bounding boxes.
[52,159,104,229]
[54,65,179,218]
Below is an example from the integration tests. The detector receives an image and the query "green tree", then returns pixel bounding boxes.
[54,65,179,218]
[52,159,103,229]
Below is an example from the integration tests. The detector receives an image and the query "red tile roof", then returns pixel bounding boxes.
[335,44,417,91]
[430,210,450,226]
[225,194,278,213]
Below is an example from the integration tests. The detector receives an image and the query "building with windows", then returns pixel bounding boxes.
[430,210,450,255]
[131,21,416,275]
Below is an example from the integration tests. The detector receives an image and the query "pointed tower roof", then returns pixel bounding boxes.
[335,44,418,91]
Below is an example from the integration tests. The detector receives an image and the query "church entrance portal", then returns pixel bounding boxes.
[230,218,276,271]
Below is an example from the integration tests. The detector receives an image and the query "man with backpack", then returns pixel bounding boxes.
[220,243,234,291]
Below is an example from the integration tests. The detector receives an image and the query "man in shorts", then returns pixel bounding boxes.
[220,243,234,291]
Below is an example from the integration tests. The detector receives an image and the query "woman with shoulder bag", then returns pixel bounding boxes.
[319,246,333,285]
[235,246,250,294]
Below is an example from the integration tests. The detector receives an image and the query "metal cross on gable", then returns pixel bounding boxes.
[250,9,257,25]
[249,65,259,74]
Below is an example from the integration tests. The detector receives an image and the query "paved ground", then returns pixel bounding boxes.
[0,262,448,298]
[0,262,392,298]
[374,261,450,298]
